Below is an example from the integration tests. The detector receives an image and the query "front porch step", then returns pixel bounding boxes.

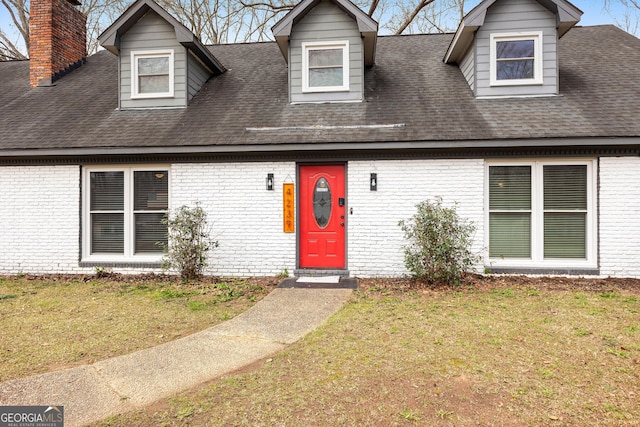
[278,276,358,289]
[293,269,350,278]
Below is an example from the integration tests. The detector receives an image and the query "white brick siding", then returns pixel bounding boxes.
[0,166,83,274]
[599,157,640,277]
[347,159,485,277]
[170,162,297,277]
[3,158,640,279]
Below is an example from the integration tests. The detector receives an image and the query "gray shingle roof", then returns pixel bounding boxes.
[1,25,639,158]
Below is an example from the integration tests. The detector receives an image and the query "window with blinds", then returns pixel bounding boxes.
[86,167,168,259]
[489,166,532,258]
[487,161,594,266]
[543,165,587,258]
[134,171,168,253]
[90,171,125,253]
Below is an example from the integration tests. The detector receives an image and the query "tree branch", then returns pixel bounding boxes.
[395,0,437,35]
[239,0,295,12]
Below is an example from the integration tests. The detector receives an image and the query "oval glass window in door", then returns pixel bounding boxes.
[313,177,332,228]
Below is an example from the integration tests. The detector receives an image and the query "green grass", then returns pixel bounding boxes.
[94,281,640,427]
[0,275,276,382]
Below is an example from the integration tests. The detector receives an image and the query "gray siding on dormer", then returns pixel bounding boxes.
[289,0,363,103]
[475,0,558,98]
[460,42,476,93]
[119,11,187,109]
[187,52,211,101]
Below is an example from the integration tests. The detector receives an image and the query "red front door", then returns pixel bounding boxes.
[299,164,346,269]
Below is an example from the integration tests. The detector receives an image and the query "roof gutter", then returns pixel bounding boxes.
[1,137,639,159]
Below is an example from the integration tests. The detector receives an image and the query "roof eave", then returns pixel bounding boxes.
[2,137,640,160]
[271,0,378,65]
[444,0,583,64]
[97,0,225,74]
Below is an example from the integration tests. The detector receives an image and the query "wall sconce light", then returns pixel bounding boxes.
[370,173,377,191]
[266,173,274,191]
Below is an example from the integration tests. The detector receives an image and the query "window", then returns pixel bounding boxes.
[490,32,543,86]
[131,50,174,98]
[301,41,349,93]
[84,167,169,261]
[487,160,596,268]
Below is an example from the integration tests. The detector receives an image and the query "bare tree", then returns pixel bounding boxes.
[159,0,294,44]
[0,0,469,61]
[0,0,130,59]
[0,0,29,60]
[381,0,465,34]
[239,0,466,36]
[82,0,131,55]
[605,0,640,35]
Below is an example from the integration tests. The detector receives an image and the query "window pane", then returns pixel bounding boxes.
[135,213,167,253]
[489,213,531,258]
[90,171,124,210]
[134,171,168,211]
[489,166,531,210]
[91,213,124,253]
[496,59,534,80]
[309,49,343,67]
[313,177,332,229]
[544,213,586,258]
[544,165,587,210]
[139,75,169,94]
[138,57,169,75]
[496,40,535,59]
[309,68,343,87]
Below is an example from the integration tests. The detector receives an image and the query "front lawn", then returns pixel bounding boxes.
[96,276,640,426]
[0,273,277,382]
[2,273,639,425]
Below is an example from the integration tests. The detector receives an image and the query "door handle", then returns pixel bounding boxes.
[338,197,345,207]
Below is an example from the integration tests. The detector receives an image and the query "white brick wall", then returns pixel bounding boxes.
[171,162,297,277]
[0,165,84,274]
[4,158,639,279]
[599,157,640,277]
[347,159,485,277]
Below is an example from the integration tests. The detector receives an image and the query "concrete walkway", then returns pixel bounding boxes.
[0,287,353,426]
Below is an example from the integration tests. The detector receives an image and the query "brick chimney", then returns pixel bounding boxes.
[29,0,87,88]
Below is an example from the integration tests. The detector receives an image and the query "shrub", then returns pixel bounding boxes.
[159,204,218,281]
[398,198,477,285]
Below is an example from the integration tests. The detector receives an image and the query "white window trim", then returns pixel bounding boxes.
[489,32,543,87]
[484,159,597,269]
[130,50,175,99]
[301,41,350,93]
[82,165,171,263]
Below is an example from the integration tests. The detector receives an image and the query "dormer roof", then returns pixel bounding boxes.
[444,0,582,63]
[272,0,378,66]
[98,0,225,74]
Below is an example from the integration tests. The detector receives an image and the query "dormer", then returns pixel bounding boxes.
[444,0,582,98]
[98,0,225,110]
[272,0,378,103]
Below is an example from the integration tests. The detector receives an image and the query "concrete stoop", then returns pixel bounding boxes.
[278,276,359,289]
[293,269,350,278]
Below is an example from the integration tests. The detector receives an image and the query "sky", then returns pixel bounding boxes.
[462,0,636,30]
[0,0,638,56]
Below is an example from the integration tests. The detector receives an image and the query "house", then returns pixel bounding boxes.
[1,0,639,278]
